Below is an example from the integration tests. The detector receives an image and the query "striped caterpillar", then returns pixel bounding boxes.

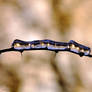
[12,39,68,52]
[11,39,91,57]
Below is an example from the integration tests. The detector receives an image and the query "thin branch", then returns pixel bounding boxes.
[0,39,92,57]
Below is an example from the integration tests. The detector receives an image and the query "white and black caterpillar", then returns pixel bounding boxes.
[11,39,91,57]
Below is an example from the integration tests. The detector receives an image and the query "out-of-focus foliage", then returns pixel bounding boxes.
[0,0,92,92]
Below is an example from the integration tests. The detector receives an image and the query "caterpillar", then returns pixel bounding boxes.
[11,39,91,57]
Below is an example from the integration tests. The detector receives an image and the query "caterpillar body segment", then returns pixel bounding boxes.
[12,39,69,51]
[12,39,31,50]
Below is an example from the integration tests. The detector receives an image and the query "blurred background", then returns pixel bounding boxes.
[0,0,92,92]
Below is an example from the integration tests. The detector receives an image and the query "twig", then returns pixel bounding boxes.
[0,39,92,57]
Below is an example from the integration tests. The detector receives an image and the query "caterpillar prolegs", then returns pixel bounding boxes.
[11,39,91,57]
